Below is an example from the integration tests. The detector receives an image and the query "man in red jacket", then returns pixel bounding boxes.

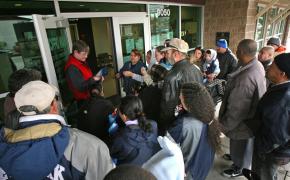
[65,40,102,108]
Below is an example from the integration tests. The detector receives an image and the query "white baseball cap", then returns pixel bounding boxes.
[162,38,189,53]
[15,81,58,115]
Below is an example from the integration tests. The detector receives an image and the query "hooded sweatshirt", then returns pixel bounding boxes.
[203,49,220,75]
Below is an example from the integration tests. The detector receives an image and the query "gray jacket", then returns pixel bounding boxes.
[219,58,266,140]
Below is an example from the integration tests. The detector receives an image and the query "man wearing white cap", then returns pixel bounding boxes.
[160,38,203,134]
[0,81,114,179]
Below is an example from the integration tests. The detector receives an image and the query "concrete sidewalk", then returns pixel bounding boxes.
[206,102,290,180]
[206,136,290,180]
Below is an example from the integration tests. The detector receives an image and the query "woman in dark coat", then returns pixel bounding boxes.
[110,96,160,166]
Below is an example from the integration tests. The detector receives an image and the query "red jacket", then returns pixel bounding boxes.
[276,46,286,53]
[274,46,287,57]
[65,55,93,100]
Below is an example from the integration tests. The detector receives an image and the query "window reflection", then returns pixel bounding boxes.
[150,5,179,48]
[0,17,47,121]
[0,19,46,94]
[181,6,202,48]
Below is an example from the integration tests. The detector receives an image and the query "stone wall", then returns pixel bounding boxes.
[204,0,257,53]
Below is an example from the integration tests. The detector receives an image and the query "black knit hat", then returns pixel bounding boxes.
[274,53,290,78]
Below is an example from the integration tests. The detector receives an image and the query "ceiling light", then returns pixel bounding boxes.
[79,4,85,7]
[14,3,23,7]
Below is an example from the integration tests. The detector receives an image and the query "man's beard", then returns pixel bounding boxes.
[168,58,175,65]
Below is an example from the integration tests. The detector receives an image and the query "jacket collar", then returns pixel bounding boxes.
[228,58,257,79]
[4,123,62,143]
[268,81,290,92]
[172,59,187,68]
[19,114,67,126]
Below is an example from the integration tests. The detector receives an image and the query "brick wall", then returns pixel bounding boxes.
[204,0,257,53]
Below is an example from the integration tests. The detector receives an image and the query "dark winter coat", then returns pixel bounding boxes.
[78,95,114,145]
[216,49,238,80]
[252,82,290,157]
[160,59,203,131]
[110,120,160,166]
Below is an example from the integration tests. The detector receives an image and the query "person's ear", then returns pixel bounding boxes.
[50,99,58,114]
[119,111,128,122]
[281,71,286,78]
[73,50,79,55]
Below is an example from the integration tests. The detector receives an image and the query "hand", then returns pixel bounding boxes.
[115,73,120,79]
[207,74,216,82]
[141,67,147,75]
[93,75,102,81]
[123,71,133,77]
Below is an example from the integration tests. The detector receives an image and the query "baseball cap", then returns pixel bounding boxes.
[15,81,58,115]
[267,37,281,46]
[162,38,189,53]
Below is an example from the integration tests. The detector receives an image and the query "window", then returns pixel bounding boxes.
[149,4,179,48]
[255,6,266,50]
[0,17,48,120]
[181,6,202,48]
[255,6,286,50]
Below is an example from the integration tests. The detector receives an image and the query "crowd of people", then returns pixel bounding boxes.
[0,36,289,180]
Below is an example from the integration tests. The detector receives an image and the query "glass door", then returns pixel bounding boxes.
[112,14,150,95]
[33,15,73,105]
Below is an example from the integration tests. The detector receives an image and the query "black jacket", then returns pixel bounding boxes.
[253,82,290,157]
[139,85,162,123]
[160,59,203,132]
[216,49,238,80]
[78,95,114,145]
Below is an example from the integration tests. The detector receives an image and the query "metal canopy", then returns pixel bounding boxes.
[255,0,279,20]
[256,0,290,27]
[269,5,290,24]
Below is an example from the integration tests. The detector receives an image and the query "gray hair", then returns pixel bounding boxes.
[238,39,257,57]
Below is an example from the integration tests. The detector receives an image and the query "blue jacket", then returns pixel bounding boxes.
[119,60,146,95]
[253,82,290,156]
[0,114,114,180]
[110,120,160,166]
[169,114,215,180]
